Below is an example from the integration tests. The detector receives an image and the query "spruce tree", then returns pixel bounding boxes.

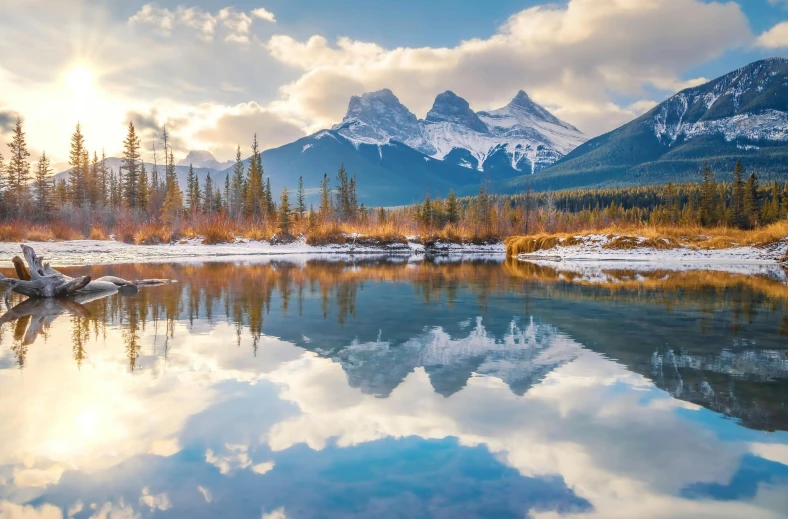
[446,189,459,224]
[204,173,214,214]
[231,146,245,217]
[34,152,53,217]
[68,123,87,206]
[139,161,149,211]
[730,161,746,229]
[699,163,718,226]
[264,178,275,218]
[297,175,305,222]
[278,186,291,234]
[122,122,142,209]
[319,173,331,221]
[186,164,201,213]
[89,152,100,205]
[744,172,760,229]
[244,135,264,219]
[6,117,31,213]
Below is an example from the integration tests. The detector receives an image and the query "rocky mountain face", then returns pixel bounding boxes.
[332,88,588,177]
[523,58,788,191]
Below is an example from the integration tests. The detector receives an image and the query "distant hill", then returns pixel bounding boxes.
[506,58,788,192]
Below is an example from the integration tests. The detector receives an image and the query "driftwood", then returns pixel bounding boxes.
[0,244,172,307]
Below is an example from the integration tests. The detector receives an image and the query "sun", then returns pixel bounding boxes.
[66,66,94,95]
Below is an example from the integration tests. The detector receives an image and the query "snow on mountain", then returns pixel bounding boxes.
[177,150,233,170]
[333,88,588,175]
[650,57,788,145]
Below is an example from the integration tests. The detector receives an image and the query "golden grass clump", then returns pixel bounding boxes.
[505,235,563,256]
[0,224,23,242]
[49,222,80,241]
[88,226,108,241]
[306,224,347,246]
[25,226,56,242]
[134,223,175,245]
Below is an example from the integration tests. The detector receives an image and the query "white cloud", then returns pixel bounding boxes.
[757,21,788,48]
[251,461,275,475]
[139,488,171,511]
[197,486,212,503]
[264,0,752,136]
[251,8,277,24]
[0,501,63,519]
[129,3,275,44]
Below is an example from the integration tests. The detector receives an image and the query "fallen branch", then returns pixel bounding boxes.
[0,244,173,304]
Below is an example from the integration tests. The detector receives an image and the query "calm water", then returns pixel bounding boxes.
[1,258,788,519]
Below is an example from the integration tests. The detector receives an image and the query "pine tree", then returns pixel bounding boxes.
[34,152,53,217]
[204,173,214,214]
[744,172,760,229]
[308,203,318,230]
[224,173,230,214]
[278,186,291,234]
[699,163,718,226]
[244,135,264,219]
[122,122,142,209]
[319,173,331,221]
[89,152,101,205]
[264,178,275,218]
[6,117,31,213]
[54,178,68,208]
[231,146,245,217]
[730,161,746,229]
[296,175,305,222]
[68,123,87,206]
[186,164,201,213]
[139,160,149,211]
[446,189,459,224]
[781,182,788,220]
[162,178,184,224]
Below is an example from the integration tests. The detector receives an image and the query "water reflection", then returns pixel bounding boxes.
[0,258,787,518]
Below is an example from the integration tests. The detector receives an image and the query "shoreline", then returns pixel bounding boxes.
[0,238,506,268]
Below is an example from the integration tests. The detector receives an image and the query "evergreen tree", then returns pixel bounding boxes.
[33,152,53,217]
[162,176,184,224]
[264,178,275,218]
[730,161,746,228]
[122,122,142,209]
[278,186,291,234]
[224,174,230,214]
[744,172,760,229]
[88,152,101,205]
[446,189,459,224]
[319,173,331,221]
[204,173,214,213]
[6,117,31,213]
[186,164,201,213]
[308,204,318,230]
[781,182,788,220]
[244,135,264,219]
[54,178,68,208]
[231,146,245,217]
[296,175,305,222]
[139,160,150,211]
[699,163,718,226]
[68,123,87,206]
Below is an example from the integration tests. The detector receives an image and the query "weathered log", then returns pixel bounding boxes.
[1,244,174,303]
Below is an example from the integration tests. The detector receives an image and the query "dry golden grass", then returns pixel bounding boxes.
[134,223,174,245]
[506,222,788,256]
[24,226,55,242]
[0,224,23,242]
[88,226,108,241]
[49,222,80,241]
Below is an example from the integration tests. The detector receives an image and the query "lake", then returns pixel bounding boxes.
[1,258,787,519]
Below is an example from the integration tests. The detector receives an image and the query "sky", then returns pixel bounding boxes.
[1,0,788,171]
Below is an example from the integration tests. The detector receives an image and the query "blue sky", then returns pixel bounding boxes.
[1,0,787,166]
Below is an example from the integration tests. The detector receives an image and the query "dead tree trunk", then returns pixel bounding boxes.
[1,244,171,306]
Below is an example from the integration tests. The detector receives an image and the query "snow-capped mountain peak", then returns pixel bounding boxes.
[425,91,489,133]
[332,89,434,154]
[331,86,588,175]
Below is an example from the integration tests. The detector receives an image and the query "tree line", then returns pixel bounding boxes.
[0,118,366,236]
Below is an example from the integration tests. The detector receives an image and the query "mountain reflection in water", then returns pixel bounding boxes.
[0,257,787,519]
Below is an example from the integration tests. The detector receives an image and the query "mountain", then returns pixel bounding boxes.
[333,89,588,179]
[54,156,223,192]
[177,150,233,171]
[516,58,788,191]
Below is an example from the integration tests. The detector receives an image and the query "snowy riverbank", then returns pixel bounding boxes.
[515,234,788,266]
[0,238,506,268]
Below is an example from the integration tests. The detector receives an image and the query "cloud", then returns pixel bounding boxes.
[194,103,307,159]
[0,501,63,519]
[139,488,171,511]
[264,0,752,136]
[129,3,275,44]
[0,109,20,133]
[251,8,277,24]
[757,22,788,48]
